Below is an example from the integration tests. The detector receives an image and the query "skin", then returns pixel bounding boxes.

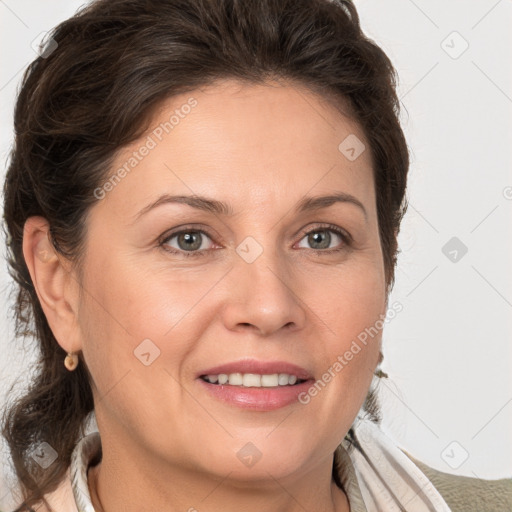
[24,78,388,512]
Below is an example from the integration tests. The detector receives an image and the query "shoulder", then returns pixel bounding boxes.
[405,451,512,512]
[12,468,78,512]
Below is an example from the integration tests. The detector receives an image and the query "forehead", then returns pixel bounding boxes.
[92,79,375,222]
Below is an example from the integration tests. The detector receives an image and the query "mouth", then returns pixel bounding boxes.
[199,373,308,387]
[196,359,315,411]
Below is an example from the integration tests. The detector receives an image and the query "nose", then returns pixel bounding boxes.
[220,246,307,337]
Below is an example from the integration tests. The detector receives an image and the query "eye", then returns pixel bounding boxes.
[159,223,352,258]
[295,224,351,253]
[160,228,215,257]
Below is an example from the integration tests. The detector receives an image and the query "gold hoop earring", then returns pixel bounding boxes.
[64,352,79,371]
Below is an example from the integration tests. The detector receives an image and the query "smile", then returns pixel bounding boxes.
[200,372,307,387]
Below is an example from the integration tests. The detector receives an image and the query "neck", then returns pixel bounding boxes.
[87,445,350,512]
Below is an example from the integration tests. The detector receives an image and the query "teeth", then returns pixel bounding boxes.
[243,373,261,387]
[278,373,289,385]
[203,372,303,387]
[261,374,278,387]
[228,373,243,386]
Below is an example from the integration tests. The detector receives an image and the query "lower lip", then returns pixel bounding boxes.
[197,378,314,411]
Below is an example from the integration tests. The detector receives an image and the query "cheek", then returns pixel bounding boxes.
[77,253,221,389]
[302,264,385,423]
[318,258,386,347]
[76,264,202,440]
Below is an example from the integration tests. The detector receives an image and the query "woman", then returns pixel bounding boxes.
[2,0,511,511]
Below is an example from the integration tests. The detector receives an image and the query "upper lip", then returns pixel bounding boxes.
[197,359,314,380]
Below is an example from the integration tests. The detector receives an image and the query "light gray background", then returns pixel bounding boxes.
[1,0,511,508]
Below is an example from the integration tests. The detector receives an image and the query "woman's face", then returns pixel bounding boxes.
[75,79,387,481]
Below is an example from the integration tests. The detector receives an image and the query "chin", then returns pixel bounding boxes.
[195,437,318,483]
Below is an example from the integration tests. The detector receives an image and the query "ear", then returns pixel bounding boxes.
[22,216,83,354]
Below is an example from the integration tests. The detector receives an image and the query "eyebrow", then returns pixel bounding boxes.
[133,192,367,222]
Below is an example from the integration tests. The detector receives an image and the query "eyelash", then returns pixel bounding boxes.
[158,223,352,259]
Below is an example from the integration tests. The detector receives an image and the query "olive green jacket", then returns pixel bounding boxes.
[334,441,512,511]
[409,454,512,512]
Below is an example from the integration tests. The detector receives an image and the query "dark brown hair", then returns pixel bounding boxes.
[1,0,409,509]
